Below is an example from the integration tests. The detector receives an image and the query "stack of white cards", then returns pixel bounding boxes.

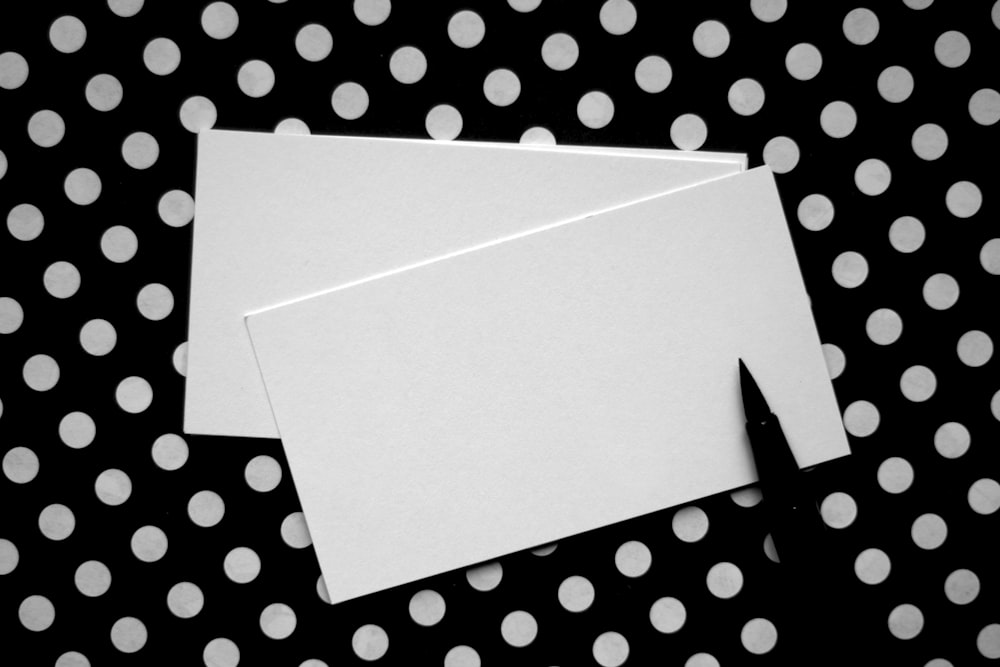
[185,130,849,604]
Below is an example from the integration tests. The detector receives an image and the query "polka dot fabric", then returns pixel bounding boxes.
[1,1,997,664]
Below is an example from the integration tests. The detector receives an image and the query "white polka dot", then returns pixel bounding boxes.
[245,455,282,492]
[866,308,902,345]
[821,491,858,528]
[593,631,629,667]
[354,0,391,26]
[275,118,310,135]
[634,55,671,93]
[108,0,144,17]
[706,562,743,598]
[101,225,138,263]
[844,7,879,45]
[693,20,729,57]
[167,582,204,619]
[877,457,913,494]
[352,624,389,660]
[3,446,39,484]
[466,561,503,591]
[409,589,446,626]
[27,110,65,147]
[85,74,123,111]
[911,513,947,549]
[981,238,1000,274]
[173,341,188,376]
[44,261,81,299]
[24,354,60,391]
[934,30,970,68]
[764,534,780,562]
[75,560,112,597]
[19,595,55,632]
[188,490,225,527]
[0,150,6,179]
[600,0,637,35]
[152,433,188,470]
[0,538,19,575]
[798,193,834,231]
[672,506,709,542]
[578,91,614,129]
[95,468,132,506]
[820,100,856,138]
[444,645,480,667]
[970,478,1000,514]
[762,136,799,173]
[944,569,979,605]
[911,123,947,160]
[903,0,933,8]
[39,503,75,540]
[728,78,765,116]
[202,2,238,39]
[542,33,579,71]
[500,610,537,647]
[670,113,707,150]
[855,158,891,195]
[615,540,652,577]
[0,52,29,90]
[685,653,720,667]
[158,189,195,227]
[531,543,558,556]
[785,43,822,80]
[55,653,90,667]
[143,37,180,75]
[995,0,1000,28]
[934,422,970,459]
[50,16,87,53]
[224,547,261,583]
[281,511,312,548]
[508,0,541,11]
[137,283,173,320]
[558,575,595,612]
[649,597,686,633]
[740,618,777,655]
[116,376,153,413]
[888,604,923,639]
[203,638,240,667]
[889,216,924,253]
[969,88,1000,126]
[900,365,936,402]
[295,24,333,62]
[388,46,426,84]
[750,0,786,22]
[332,82,369,120]
[483,68,520,106]
[832,251,868,288]
[237,59,274,98]
[179,96,217,133]
[425,104,462,140]
[316,575,331,604]
[945,181,982,218]
[449,11,486,49]
[844,400,879,437]
[855,547,891,584]
[0,297,23,334]
[131,525,168,562]
[7,203,44,241]
[60,412,96,448]
[111,617,147,653]
[64,168,101,205]
[520,126,556,145]
[877,66,914,103]
[122,131,159,169]
[958,330,993,367]
[923,273,959,310]
[821,343,845,379]
[978,624,1000,659]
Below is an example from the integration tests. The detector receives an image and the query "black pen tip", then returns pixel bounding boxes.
[738,359,771,421]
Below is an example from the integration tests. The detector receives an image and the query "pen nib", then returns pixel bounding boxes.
[738,359,771,421]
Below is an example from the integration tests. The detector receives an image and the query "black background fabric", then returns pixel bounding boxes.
[1,1,998,665]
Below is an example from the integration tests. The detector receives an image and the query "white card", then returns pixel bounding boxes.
[246,167,850,604]
[185,130,744,438]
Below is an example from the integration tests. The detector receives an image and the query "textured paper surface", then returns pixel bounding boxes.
[247,167,850,604]
[185,130,744,438]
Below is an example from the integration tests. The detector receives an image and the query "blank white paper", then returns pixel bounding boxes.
[246,167,850,604]
[185,130,744,438]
